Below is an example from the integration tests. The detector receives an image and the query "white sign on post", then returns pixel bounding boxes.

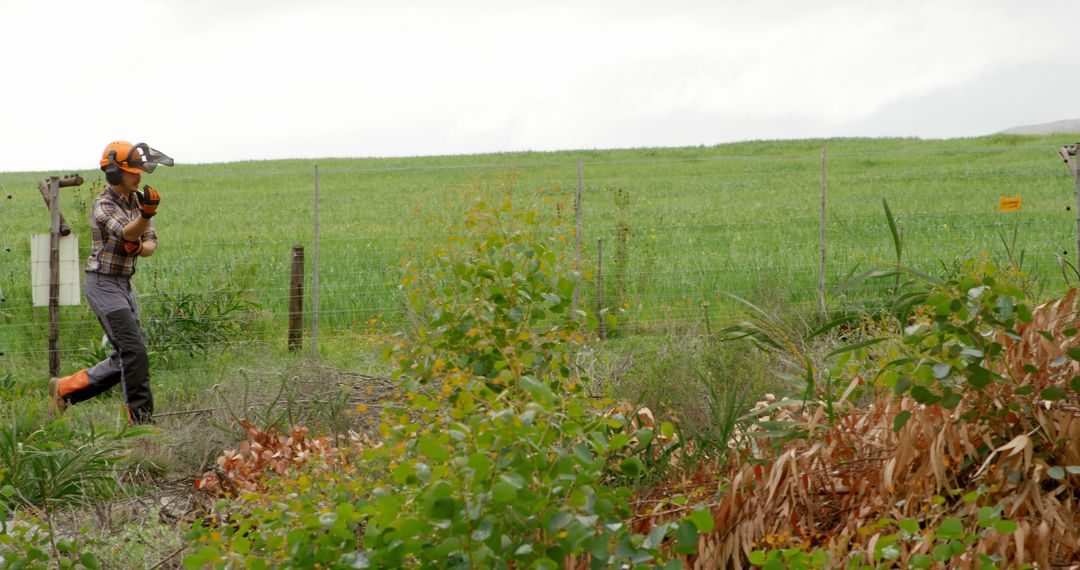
[31,234,81,306]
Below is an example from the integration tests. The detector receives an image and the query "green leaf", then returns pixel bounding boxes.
[429,497,456,520]
[1047,466,1065,480]
[933,542,954,562]
[1068,346,1080,361]
[1041,387,1066,401]
[608,434,630,449]
[472,518,494,541]
[588,536,610,564]
[966,365,992,389]
[763,559,785,570]
[531,558,559,570]
[494,481,518,503]
[520,376,555,403]
[748,551,767,565]
[660,421,675,440]
[1071,376,1080,393]
[911,385,939,405]
[933,363,951,379]
[500,471,526,489]
[619,457,644,478]
[80,553,102,570]
[418,435,450,462]
[673,522,699,555]
[883,198,902,263]
[941,390,962,409]
[910,554,933,568]
[687,507,714,534]
[897,519,920,535]
[937,518,963,539]
[894,375,912,395]
[893,411,912,432]
[643,522,669,550]
[994,520,1018,534]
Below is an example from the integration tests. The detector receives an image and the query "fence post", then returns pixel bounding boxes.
[818,148,828,321]
[572,158,583,318]
[288,246,305,351]
[596,238,605,340]
[312,164,320,358]
[47,177,60,376]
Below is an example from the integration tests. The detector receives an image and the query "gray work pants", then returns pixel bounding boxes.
[69,272,154,423]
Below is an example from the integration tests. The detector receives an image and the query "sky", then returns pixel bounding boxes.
[2,0,1079,172]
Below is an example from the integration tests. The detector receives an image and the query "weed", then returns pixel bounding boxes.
[143,286,256,363]
[0,409,148,509]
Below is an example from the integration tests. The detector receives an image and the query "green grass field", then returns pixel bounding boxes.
[2,134,1078,375]
[2,135,1079,568]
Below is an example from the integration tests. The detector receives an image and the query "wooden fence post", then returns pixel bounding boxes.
[47,177,61,376]
[288,246,305,351]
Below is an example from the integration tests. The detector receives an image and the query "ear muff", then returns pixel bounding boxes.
[104,167,124,185]
[101,150,125,185]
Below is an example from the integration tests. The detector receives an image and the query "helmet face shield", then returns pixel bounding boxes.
[124,143,174,173]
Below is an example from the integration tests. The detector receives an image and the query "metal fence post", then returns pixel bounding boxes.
[312,165,320,358]
[818,148,828,321]
[573,158,583,318]
[596,238,605,340]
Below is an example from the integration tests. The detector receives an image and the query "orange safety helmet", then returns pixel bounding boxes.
[99,141,174,175]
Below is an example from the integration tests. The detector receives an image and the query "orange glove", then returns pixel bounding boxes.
[123,239,143,255]
[136,186,160,219]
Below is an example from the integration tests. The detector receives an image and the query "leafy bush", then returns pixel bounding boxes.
[0,513,102,570]
[185,188,699,568]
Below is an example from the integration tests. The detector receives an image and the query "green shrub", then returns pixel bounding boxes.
[0,512,103,570]
[185,187,698,569]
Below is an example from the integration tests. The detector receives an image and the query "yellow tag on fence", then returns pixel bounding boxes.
[998,195,1021,212]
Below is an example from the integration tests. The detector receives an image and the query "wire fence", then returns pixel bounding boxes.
[2,141,1078,370]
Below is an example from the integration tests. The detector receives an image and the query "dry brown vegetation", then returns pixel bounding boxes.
[620,290,1080,569]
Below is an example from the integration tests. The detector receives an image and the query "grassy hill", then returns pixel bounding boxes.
[1,134,1078,369]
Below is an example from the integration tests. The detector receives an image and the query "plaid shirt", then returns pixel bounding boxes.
[86,187,156,276]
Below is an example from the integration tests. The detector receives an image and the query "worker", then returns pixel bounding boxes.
[49,141,173,424]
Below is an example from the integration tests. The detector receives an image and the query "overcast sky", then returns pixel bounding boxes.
[2,0,1078,173]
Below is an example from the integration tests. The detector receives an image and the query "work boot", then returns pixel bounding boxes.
[48,369,89,415]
